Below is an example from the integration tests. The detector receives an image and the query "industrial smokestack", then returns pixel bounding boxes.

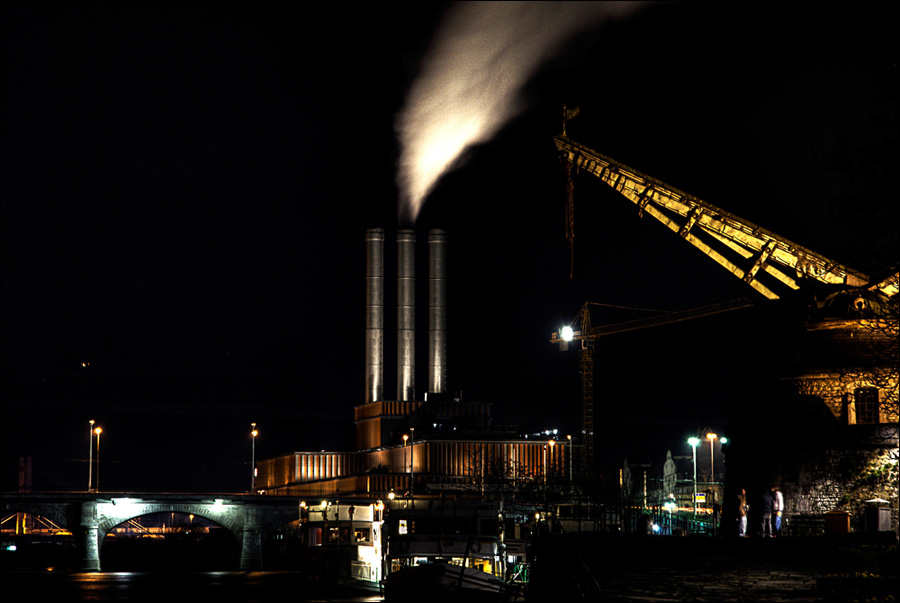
[397,229,416,401]
[428,229,447,395]
[365,228,384,403]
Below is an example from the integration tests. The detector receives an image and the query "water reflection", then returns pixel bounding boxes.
[5,570,383,602]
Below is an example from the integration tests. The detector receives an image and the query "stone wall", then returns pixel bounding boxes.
[774,439,899,534]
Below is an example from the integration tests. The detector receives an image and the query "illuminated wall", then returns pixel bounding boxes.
[256,439,570,497]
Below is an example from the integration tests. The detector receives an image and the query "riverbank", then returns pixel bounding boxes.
[526,531,898,602]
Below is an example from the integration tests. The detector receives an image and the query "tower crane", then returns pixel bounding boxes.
[551,298,754,470]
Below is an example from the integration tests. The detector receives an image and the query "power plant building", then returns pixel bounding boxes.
[255,229,569,499]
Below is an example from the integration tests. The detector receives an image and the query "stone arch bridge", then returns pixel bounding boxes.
[2,492,302,570]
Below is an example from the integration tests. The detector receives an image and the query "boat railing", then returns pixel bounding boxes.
[350,560,375,581]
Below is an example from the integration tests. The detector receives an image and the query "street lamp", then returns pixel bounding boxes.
[402,434,408,469]
[88,420,95,491]
[94,426,102,492]
[542,444,548,488]
[567,435,573,482]
[410,428,415,500]
[688,437,700,516]
[250,423,259,492]
[549,440,555,478]
[706,432,717,483]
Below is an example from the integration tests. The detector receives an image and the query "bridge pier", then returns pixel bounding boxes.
[81,501,102,571]
[239,506,263,570]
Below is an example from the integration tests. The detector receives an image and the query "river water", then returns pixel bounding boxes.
[5,571,385,603]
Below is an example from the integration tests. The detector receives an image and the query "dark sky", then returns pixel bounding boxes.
[2,3,896,492]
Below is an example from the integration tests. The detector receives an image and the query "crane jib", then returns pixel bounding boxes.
[553,135,878,299]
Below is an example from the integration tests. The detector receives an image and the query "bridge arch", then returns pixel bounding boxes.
[99,510,240,570]
[1,493,303,571]
[93,499,247,539]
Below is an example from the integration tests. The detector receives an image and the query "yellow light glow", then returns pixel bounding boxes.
[706,432,717,441]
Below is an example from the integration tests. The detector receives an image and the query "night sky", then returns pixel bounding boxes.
[2,3,896,492]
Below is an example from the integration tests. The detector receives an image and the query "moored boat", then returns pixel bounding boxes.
[383,532,522,601]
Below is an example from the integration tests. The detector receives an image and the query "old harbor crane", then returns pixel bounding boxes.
[552,111,898,470]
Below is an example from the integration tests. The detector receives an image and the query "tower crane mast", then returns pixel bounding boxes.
[552,298,754,470]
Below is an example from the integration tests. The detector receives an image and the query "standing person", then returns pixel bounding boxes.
[761,487,775,537]
[736,488,749,537]
[772,487,784,537]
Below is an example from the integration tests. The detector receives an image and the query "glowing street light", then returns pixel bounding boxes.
[688,437,700,516]
[549,439,556,477]
[542,444,548,489]
[88,420,95,492]
[410,427,415,500]
[567,435,573,482]
[706,432,717,485]
[94,426,103,492]
[250,423,259,492]
[402,434,409,472]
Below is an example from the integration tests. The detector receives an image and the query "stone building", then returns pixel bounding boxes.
[725,287,898,536]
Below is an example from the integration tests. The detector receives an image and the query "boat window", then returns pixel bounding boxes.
[354,527,371,543]
[310,527,322,546]
[473,558,494,576]
[326,526,352,544]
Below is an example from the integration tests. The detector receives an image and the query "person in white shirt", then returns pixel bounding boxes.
[772,487,784,536]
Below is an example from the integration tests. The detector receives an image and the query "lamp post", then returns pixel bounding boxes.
[402,434,408,470]
[410,427,415,501]
[94,426,102,492]
[706,432,717,505]
[688,437,700,516]
[567,435,573,483]
[88,420,95,492]
[549,439,555,478]
[250,423,258,492]
[543,445,548,489]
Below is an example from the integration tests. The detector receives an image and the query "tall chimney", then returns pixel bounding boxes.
[397,229,416,401]
[365,228,384,403]
[428,229,447,395]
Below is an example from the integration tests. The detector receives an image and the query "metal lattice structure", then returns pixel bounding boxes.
[553,135,893,300]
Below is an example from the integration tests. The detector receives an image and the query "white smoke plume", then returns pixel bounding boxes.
[395,1,647,222]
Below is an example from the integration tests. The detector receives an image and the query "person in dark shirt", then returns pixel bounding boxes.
[760,488,775,537]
